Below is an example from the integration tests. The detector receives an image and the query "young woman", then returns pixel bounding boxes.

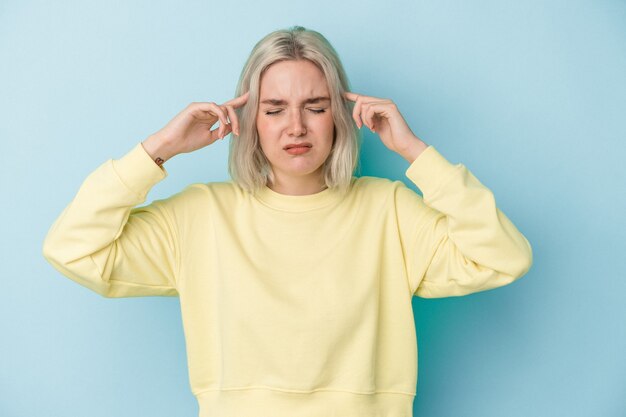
[43,25,533,417]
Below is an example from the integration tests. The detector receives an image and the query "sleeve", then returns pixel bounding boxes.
[42,142,181,298]
[394,145,533,298]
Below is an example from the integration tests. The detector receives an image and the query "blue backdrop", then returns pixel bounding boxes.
[2,1,624,416]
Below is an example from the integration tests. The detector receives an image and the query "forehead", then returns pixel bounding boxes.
[259,60,329,103]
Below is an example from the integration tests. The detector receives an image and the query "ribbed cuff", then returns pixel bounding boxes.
[404,145,460,200]
[111,142,168,198]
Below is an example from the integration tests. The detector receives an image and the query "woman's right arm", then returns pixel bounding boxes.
[42,141,181,297]
[42,93,249,298]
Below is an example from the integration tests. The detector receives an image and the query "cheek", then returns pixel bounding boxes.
[256,118,276,155]
[255,114,265,134]
[322,115,335,138]
[323,112,335,129]
[256,115,278,137]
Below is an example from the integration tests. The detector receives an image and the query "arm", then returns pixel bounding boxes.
[395,145,533,298]
[42,142,181,298]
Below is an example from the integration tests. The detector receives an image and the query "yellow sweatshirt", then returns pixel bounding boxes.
[42,142,533,417]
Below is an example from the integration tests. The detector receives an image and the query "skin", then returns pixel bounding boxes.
[343,92,429,164]
[142,62,429,195]
[256,59,335,195]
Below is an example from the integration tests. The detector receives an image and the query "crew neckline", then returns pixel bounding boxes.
[253,182,346,212]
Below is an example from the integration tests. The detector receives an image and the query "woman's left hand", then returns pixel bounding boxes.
[343,92,428,162]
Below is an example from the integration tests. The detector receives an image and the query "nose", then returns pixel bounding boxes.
[287,109,307,136]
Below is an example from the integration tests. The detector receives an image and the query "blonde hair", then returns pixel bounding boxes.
[227,25,361,196]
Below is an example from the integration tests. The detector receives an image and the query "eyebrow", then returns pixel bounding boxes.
[260,96,331,105]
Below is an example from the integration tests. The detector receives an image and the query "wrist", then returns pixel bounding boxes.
[142,135,176,166]
[400,137,429,164]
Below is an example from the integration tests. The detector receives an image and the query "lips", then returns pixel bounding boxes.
[284,142,312,150]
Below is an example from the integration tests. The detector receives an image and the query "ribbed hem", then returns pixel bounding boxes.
[253,182,345,212]
[110,142,168,199]
[404,145,460,202]
[196,388,415,417]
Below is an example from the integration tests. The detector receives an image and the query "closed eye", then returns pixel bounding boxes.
[265,109,327,116]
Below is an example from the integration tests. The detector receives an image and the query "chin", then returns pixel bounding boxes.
[278,159,325,175]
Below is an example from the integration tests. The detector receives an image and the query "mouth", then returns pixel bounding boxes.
[284,144,313,155]
[283,143,313,150]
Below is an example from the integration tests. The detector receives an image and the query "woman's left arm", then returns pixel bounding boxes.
[344,92,533,298]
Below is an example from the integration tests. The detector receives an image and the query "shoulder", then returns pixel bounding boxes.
[352,175,409,196]
[353,175,393,189]
[181,180,244,202]
[351,174,422,207]
[154,180,243,213]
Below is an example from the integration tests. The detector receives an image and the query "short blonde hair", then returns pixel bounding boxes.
[228,25,361,196]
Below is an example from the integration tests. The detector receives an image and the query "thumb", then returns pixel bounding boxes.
[210,123,232,142]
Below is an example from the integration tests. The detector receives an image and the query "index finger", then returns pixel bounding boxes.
[343,91,360,102]
[223,91,250,108]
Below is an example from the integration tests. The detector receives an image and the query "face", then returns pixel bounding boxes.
[256,59,335,186]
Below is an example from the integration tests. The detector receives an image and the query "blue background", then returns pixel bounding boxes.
[2,1,625,416]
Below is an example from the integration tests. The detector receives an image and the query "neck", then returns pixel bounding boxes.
[268,170,327,196]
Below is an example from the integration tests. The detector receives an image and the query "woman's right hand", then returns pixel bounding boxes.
[142,91,250,162]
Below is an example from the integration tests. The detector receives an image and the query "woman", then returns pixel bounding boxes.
[43,25,533,417]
